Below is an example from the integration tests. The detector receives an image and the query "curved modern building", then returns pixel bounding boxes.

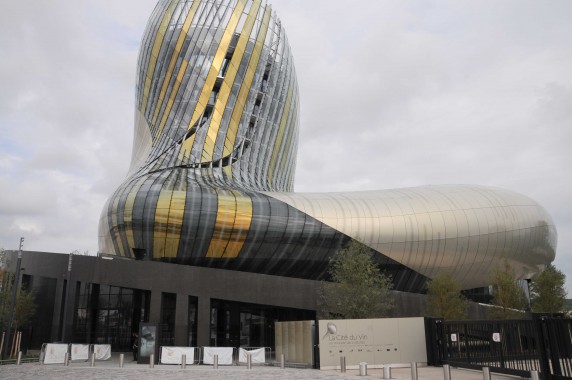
[99,0,557,292]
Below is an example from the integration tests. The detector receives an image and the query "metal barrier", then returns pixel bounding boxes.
[159,346,200,365]
[238,347,271,365]
[427,316,572,380]
[40,343,69,364]
[202,347,235,365]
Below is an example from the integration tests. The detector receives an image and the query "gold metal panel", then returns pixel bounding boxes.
[179,0,248,162]
[202,0,262,163]
[141,0,178,115]
[206,190,252,258]
[206,191,235,258]
[153,188,186,259]
[223,193,253,258]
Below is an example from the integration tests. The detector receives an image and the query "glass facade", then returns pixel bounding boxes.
[73,284,150,350]
[188,296,198,347]
[98,0,557,293]
[210,299,314,348]
[160,292,176,346]
[70,283,308,350]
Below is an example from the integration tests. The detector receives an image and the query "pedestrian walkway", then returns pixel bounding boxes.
[0,356,527,380]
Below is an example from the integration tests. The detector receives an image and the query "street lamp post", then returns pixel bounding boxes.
[1,237,24,360]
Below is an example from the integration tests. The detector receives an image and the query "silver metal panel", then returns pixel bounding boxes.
[265,185,556,289]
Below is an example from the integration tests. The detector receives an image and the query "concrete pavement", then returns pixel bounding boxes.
[0,354,528,380]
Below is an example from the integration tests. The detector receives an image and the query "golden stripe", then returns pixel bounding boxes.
[201,0,263,162]
[141,0,178,115]
[206,190,253,258]
[152,1,200,138]
[223,193,253,258]
[164,189,185,258]
[179,0,248,162]
[153,180,187,259]
[222,5,270,162]
[206,190,236,258]
[268,87,293,183]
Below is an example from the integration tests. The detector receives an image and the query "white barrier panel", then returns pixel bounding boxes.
[71,344,90,361]
[93,344,112,360]
[238,348,265,364]
[161,347,195,364]
[43,343,69,364]
[203,347,233,365]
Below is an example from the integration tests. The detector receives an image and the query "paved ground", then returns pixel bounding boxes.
[0,354,530,380]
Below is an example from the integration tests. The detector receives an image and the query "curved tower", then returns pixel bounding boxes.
[99,0,557,291]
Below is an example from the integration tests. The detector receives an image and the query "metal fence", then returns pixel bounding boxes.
[426,316,572,380]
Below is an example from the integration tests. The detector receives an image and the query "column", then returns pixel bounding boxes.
[174,294,189,346]
[197,296,210,347]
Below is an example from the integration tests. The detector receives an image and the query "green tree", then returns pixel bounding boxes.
[0,249,37,332]
[490,260,527,319]
[426,272,468,320]
[530,264,567,313]
[318,241,394,319]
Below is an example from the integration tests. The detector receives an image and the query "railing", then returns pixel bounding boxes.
[426,316,572,380]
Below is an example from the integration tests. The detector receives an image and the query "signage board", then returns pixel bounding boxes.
[319,317,427,369]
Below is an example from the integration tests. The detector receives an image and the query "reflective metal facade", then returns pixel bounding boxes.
[99,0,557,291]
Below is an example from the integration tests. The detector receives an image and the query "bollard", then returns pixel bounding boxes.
[482,366,491,380]
[17,351,22,366]
[443,364,451,380]
[247,353,252,369]
[280,353,285,369]
[149,354,154,368]
[119,353,124,368]
[359,362,368,376]
[90,353,95,367]
[530,370,540,380]
[64,352,69,366]
[213,354,218,369]
[411,362,418,380]
[340,356,346,373]
[384,364,392,379]
[181,354,186,369]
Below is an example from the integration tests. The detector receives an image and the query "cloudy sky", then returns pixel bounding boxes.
[2,1,571,291]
